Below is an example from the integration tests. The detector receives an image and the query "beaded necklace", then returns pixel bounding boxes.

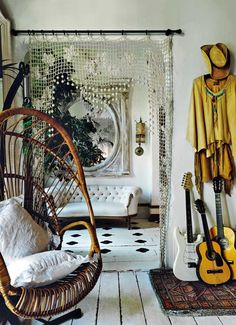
[206,88,225,124]
[206,88,225,113]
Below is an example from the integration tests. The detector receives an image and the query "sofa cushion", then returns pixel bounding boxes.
[58,201,128,218]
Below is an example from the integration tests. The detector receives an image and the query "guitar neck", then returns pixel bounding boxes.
[215,192,224,239]
[185,189,194,243]
[201,212,214,257]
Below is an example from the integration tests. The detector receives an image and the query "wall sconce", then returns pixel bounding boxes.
[135,117,145,156]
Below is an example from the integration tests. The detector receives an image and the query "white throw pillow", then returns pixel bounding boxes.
[0,198,49,265]
[8,250,90,288]
[0,195,23,210]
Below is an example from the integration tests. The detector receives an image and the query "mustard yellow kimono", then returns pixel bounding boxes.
[187,74,236,194]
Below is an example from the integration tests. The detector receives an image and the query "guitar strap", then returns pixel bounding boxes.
[194,143,234,196]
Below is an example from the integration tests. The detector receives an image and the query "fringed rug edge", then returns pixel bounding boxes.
[149,268,236,317]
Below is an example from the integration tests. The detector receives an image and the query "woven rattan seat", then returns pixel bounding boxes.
[0,107,102,320]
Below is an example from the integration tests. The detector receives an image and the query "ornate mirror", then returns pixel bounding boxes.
[69,99,120,173]
[52,79,130,176]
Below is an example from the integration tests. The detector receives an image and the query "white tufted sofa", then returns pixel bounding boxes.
[57,185,142,229]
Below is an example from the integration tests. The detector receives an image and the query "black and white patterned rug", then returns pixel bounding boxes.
[62,218,160,271]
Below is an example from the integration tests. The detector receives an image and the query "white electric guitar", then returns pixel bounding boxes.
[173,172,203,281]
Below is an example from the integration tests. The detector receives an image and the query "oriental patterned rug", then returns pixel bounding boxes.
[149,268,236,316]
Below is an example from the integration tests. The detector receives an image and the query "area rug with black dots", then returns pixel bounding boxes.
[62,218,160,271]
[150,268,236,316]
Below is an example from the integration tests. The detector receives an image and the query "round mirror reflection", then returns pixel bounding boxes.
[69,99,120,171]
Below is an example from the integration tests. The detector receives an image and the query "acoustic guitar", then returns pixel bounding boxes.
[195,199,231,285]
[210,176,236,279]
[173,172,202,281]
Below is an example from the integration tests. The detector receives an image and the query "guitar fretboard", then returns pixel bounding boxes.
[186,190,194,243]
[215,193,224,240]
[201,212,214,258]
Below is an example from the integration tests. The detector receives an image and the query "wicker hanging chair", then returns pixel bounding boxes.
[0,107,102,321]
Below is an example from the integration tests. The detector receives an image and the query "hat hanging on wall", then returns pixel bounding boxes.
[201,43,230,80]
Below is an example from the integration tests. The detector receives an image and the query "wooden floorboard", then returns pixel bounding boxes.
[96,272,120,325]
[169,316,197,325]
[71,276,100,325]
[218,315,236,325]
[194,316,223,325]
[119,271,146,325]
[136,271,171,325]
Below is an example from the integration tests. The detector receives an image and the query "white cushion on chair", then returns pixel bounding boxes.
[8,250,90,288]
[0,195,23,209]
[0,198,49,265]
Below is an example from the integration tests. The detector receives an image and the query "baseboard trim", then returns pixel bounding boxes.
[148,214,159,222]
[149,204,159,222]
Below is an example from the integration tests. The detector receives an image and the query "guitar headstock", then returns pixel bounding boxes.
[213,176,223,194]
[181,172,193,191]
[195,199,206,214]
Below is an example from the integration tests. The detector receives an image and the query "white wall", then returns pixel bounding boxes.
[2,0,236,266]
[2,1,153,206]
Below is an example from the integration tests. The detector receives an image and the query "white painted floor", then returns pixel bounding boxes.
[31,271,236,325]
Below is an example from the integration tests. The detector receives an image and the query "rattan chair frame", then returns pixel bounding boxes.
[0,107,102,320]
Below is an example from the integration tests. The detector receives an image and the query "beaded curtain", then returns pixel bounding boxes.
[28,35,173,266]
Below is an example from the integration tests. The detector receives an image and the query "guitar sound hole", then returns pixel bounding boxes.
[206,251,223,266]
[206,251,216,261]
[205,251,223,266]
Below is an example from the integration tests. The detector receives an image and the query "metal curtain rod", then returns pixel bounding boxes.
[11,28,182,36]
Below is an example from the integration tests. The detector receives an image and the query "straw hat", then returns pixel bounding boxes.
[201,43,230,79]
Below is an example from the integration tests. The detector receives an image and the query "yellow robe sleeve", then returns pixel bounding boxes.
[226,76,236,157]
[186,77,207,152]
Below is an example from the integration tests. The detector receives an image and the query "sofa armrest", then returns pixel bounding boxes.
[126,195,141,215]
[125,186,142,199]
[118,186,142,218]
[120,186,142,206]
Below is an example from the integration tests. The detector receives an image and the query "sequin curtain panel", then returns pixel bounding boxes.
[28,35,173,266]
